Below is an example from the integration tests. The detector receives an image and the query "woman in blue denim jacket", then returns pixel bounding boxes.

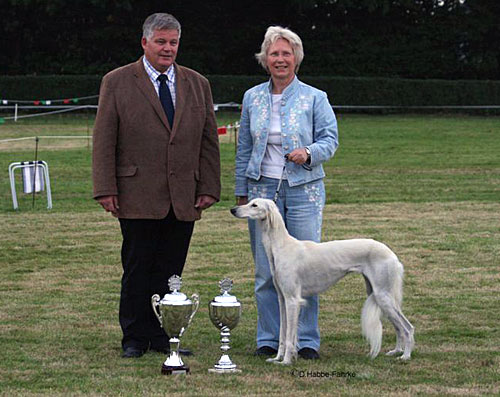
[235,26,339,360]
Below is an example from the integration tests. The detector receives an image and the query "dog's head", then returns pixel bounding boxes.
[230,198,278,222]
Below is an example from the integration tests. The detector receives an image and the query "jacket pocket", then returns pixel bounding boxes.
[116,165,138,177]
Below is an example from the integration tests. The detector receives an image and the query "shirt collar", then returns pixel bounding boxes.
[267,75,299,101]
[142,56,176,83]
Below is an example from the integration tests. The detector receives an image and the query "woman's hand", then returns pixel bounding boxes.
[286,148,309,165]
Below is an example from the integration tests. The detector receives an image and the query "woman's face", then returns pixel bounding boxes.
[266,38,296,84]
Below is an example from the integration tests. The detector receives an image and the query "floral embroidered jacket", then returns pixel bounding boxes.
[235,76,339,197]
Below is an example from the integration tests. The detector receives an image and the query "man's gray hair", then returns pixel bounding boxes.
[255,26,304,73]
[142,13,181,39]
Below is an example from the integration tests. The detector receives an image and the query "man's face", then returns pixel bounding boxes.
[142,29,179,72]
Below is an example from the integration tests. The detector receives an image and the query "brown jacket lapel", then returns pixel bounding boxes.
[132,58,171,131]
[170,63,192,141]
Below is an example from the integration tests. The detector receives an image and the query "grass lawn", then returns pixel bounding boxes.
[0,113,499,395]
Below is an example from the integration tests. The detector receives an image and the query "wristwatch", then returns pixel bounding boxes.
[304,147,311,164]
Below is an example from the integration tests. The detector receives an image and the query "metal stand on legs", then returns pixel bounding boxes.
[9,161,52,210]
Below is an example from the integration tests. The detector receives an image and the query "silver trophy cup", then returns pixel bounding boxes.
[151,275,199,375]
[208,278,242,373]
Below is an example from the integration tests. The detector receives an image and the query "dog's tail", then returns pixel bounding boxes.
[361,293,382,358]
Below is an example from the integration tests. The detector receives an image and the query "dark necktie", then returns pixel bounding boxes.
[157,74,175,128]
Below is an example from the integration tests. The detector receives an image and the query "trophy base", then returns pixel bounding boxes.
[161,364,190,375]
[208,368,242,374]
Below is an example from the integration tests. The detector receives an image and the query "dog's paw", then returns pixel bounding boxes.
[386,349,403,357]
[274,360,291,365]
[266,357,281,363]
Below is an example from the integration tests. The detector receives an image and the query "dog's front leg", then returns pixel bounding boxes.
[279,298,300,365]
[267,283,286,363]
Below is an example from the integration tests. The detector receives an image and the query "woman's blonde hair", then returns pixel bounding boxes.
[255,26,304,73]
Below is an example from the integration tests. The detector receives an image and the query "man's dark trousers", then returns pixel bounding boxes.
[118,208,194,351]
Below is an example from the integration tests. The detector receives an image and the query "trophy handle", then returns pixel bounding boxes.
[188,293,200,326]
[151,294,162,326]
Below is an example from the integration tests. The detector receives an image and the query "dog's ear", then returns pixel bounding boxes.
[264,200,280,229]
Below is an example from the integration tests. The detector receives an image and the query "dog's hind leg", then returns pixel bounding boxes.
[396,310,414,360]
[387,310,414,360]
[385,308,409,358]
[386,336,404,357]
[383,282,404,357]
[373,291,414,360]
[386,333,404,357]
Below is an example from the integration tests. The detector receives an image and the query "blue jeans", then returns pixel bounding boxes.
[247,176,325,351]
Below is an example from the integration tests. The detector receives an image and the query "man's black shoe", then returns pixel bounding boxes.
[122,347,145,358]
[149,346,169,354]
[254,346,278,356]
[298,347,319,360]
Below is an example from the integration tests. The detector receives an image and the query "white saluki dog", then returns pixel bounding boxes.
[231,198,414,365]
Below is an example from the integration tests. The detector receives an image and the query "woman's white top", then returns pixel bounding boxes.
[261,94,286,179]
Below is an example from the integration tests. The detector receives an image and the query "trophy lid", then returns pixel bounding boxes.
[213,278,239,304]
[160,275,190,304]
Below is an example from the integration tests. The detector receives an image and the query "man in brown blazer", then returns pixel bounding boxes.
[92,13,220,358]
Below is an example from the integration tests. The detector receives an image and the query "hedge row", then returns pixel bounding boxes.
[209,76,500,109]
[1,75,499,110]
[0,75,102,104]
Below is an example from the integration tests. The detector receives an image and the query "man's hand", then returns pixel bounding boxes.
[195,195,216,210]
[97,195,119,216]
